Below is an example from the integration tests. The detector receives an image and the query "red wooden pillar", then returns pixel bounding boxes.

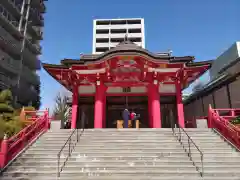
[102,94,107,128]
[71,85,78,129]
[0,135,8,168]
[148,88,153,128]
[176,80,185,128]
[94,82,106,128]
[208,104,213,128]
[148,82,161,128]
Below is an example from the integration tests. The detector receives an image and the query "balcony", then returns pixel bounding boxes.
[1,0,21,17]
[0,26,40,70]
[12,81,38,104]
[0,73,12,90]
[95,34,109,39]
[22,48,40,69]
[32,26,43,39]
[0,49,20,74]
[29,8,44,26]
[0,26,21,54]
[110,33,142,39]
[95,43,109,48]
[31,0,47,13]
[21,65,40,85]
[25,33,41,54]
[110,42,142,48]
[0,4,21,37]
[96,24,142,30]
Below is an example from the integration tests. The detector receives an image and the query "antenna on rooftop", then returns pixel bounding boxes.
[168,49,173,56]
[124,34,128,41]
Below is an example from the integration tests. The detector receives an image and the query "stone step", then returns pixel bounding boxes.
[12,159,240,167]
[8,165,240,172]
[27,148,185,153]
[30,143,231,148]
[33,140,225,144]
[32,142,182,145]
[20,153,189,158]
[8,164,240,169]
[41,137,221,140]
[27,148,234,153]
[179,138,223,142]
[22,151,238,156]
[17,155,240,162]
[46,129,176,133]
[42,134,178,140]
[2,170,200,177]
[4,169,240,177]
[1,176,239,180]
[7,165,197,172]
[42,135,217,139]
[0,177,204,180]
[11,160,195,166]
[17,156,191,161]
[36,139,180,143]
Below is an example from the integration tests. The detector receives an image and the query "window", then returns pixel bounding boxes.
[96,21,110,25]
[96,38,109,43]
[110,29,127,34]
[96,29,109,34]
[128,28,141,33]
[96,47,109,52]
[123,87,131,93]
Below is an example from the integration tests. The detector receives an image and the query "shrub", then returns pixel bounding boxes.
[231,116,240,125]
[4,120,25,138]
[0,89,27,140]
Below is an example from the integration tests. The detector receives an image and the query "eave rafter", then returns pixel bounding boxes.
[45,67,73,90]
[43,54,211,91]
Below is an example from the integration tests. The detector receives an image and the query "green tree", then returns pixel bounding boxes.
[0,89,25,139]
[0,89,14,120]
[52,93,70,129]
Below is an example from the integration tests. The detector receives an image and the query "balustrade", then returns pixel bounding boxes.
[0,4,19,28]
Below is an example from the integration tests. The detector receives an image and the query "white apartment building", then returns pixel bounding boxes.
[92,18,145,54]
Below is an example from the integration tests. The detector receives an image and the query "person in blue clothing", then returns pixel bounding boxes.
[122,109,130,128]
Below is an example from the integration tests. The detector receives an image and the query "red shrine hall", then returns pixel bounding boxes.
[43,40,212,129]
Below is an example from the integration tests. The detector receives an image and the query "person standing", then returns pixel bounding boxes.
[122,109,130,128]
[130,111,140,128]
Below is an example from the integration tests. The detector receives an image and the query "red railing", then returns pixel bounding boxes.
[0,109,50,168]
[208,105,240,149]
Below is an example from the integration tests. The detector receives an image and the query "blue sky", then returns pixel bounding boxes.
[39,0,239,110]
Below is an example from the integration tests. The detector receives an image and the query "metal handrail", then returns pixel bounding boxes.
[57,117,85,177]
[172,124,204,177]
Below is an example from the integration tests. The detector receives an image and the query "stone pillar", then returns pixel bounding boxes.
[176,80,185,128]
[71,85,78,129]
[94,82,106,128]
[148,82,161,128]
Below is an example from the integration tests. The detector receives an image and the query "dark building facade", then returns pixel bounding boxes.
[0,0,46,107]
[184,56,240,127]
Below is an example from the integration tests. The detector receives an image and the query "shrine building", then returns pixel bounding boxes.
[43,40,212,129]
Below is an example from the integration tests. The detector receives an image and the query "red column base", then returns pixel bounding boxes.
[148,83,161,128]
[94,84,106,128]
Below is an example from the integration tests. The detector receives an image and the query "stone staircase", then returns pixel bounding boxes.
[1,128,240,179]
[183,128,240,179]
